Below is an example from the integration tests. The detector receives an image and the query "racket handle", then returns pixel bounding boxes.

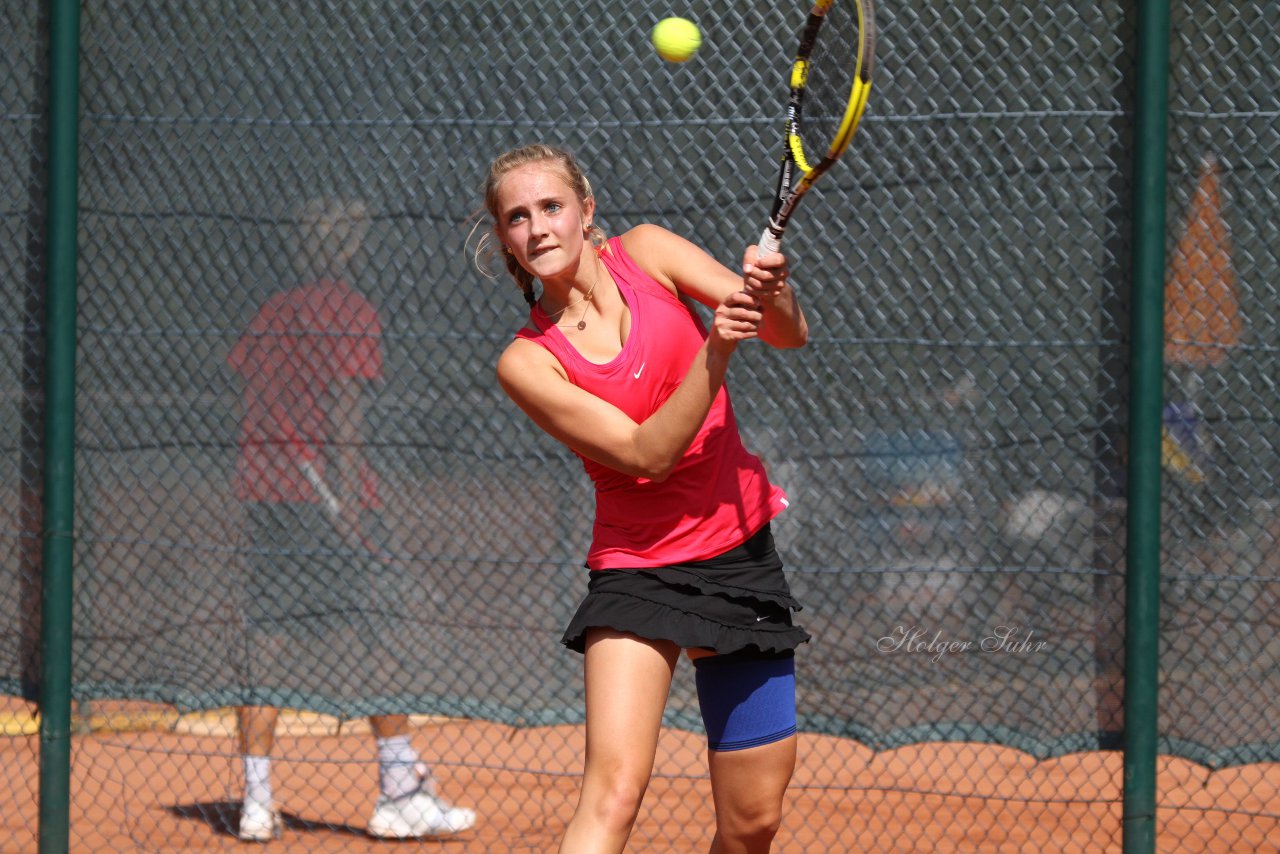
[299,459,342,518]
[299,458,386,563]
[757,227,783,256]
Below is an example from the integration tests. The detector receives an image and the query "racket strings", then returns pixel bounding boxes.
[800,2,868,163]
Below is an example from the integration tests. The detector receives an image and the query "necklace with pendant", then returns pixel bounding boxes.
[546,259,601,331]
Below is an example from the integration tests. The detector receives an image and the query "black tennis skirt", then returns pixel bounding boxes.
[561,523,810,657]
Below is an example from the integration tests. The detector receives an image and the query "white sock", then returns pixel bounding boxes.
[376,735,421,800]
[242,754,273,808]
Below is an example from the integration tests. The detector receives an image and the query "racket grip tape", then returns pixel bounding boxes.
[757,227,783,256]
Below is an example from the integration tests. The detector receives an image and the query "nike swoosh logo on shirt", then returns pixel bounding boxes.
[633,363,645,379]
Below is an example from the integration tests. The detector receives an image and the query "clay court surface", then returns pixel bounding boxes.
[4,699,1280,853]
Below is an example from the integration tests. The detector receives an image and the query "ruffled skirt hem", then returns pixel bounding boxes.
[561,566,810,656]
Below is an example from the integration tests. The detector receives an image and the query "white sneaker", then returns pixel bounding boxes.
[366,786,476,839]
[238,800,282,842]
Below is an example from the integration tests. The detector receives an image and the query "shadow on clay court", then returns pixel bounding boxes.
[166,801,368,840]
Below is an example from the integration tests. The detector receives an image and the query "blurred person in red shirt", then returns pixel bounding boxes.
[227,198,474,842]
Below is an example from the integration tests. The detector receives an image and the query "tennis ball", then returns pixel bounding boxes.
[651,17,702,63]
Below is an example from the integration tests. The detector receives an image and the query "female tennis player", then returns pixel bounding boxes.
[482,144,810,854]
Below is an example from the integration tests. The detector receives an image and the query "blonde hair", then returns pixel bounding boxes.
[479,144,607,307]
[290,197,370,278]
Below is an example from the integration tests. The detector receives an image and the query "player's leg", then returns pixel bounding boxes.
[706,738,796,853]
[236,503,291,841]
[368,715,417,798]
[559,628,681,854]
[237,705,280,756]
[236,706,282,842]
[366,714,477,838]
[691,653,798,853]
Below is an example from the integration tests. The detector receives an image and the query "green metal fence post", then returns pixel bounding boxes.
[1123,0,1171,851]
[38,0,82,851]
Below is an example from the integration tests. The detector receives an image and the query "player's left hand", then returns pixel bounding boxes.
[707,290,764,354]
[742,246,791,302]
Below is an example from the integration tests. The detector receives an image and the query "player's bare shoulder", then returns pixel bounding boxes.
[618,223,690,260]
[496,334,565,399]
[618,224,705,295]
[620,224,743,310]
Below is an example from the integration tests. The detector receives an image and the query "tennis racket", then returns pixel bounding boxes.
[297,457,402,563]
[758,0,876,255]
[298,457,346,523]
[299,451,449,608]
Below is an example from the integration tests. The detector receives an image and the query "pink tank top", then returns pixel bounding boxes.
[515,237,787,569]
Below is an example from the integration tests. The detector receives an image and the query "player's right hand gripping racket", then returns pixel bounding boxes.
[758,0,876,255]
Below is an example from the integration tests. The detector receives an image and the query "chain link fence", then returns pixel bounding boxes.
[3,0,1278,851]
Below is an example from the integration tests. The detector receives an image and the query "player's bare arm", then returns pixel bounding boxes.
[497,294,760,482]
[619,223,808,349]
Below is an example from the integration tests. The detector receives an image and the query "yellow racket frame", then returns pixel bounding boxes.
[789,0,874,179]
[759,0,876,253]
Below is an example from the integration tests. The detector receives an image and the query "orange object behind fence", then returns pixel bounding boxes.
[1164,155,1241,370]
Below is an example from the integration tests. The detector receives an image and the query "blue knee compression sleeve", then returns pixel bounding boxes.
[693,654,796,752]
